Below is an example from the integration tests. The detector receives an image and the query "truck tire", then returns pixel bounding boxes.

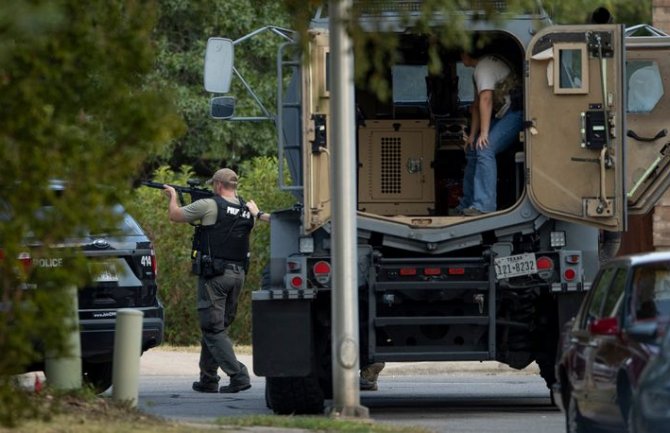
[265,376,325,414]
[82,361,113,394]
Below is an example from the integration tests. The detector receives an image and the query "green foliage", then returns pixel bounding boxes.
[0,0,183,426]
[150,0,291,171]
[127,158,294,345]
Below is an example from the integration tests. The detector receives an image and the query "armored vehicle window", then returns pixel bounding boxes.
[626,61,663,113]
[392,64,428,104]
[554,43,588,94]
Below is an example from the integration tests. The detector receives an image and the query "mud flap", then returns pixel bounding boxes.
[252,299,313,377]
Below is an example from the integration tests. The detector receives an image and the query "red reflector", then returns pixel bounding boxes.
[536,256,554,271]
[448,267,465,275]
[564,269,577,281]
[424,267,441,276]
[399,268,417,276]
[313,260,331,275]
[290,276,303,288]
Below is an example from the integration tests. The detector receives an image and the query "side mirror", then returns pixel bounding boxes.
[204,37,234,93]
[210,96,235,120]
[589,316,619,336]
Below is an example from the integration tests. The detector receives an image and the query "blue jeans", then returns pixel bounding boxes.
[460,110,523,213]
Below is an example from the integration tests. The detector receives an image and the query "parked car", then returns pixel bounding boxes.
[629,322,670,433]
[1,180,164,392]
[553,251,670,432]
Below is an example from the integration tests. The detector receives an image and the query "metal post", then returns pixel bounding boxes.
[44,284,82,390]
[112,309,144,407]
[329,0,368,418]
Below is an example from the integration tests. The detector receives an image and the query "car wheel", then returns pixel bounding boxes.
[567,393,594,433]
[82,361,113,394]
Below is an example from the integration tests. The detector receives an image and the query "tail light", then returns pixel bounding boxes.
[287,259,301,272]
[290,275,304,289]
[536,256,554,280]
[150,248,158,276]
[424,267,441,276]
[560,250,582,285]
[399,267,417,276]
[313,260,331,284]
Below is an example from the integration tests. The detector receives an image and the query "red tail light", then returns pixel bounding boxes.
[313,261,331,275]
[536,256,554,271]
[564,268,577,281]
[313,260,331,284]
[448,267,465,275]
[424,267,441,276]
[290,275,304,289]
[399,267,417,276]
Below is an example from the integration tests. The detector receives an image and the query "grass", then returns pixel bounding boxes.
[219,415,432,433]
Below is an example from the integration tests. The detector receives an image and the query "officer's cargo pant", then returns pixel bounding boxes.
[197,265,250,386]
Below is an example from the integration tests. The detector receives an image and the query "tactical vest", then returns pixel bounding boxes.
[195,196,254,263]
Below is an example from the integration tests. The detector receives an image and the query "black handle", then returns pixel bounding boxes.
[626,128,668,142]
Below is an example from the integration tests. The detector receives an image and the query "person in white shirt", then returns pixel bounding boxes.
[458,51,523,216]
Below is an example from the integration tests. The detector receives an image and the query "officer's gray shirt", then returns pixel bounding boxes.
[181,196,241,226]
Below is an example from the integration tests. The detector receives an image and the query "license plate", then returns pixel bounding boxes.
[494,253,537,279]
[91,261,119,282]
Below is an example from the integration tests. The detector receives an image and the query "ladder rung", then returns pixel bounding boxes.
[375,316,489,326]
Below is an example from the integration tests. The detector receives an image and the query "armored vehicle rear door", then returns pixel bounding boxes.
[525,25,626,231]
[624,35,670,214]
[303,31,331,234]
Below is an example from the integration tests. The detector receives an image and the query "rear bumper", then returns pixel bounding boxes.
[79,304,164,362]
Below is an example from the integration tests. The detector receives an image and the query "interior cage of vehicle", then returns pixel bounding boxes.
[354,30,525,218]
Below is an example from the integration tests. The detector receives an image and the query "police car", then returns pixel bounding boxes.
[1,180,164,392]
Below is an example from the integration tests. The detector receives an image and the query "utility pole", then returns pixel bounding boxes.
[329,0,369,418]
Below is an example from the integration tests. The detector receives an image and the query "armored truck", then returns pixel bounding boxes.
[204,2,670,414]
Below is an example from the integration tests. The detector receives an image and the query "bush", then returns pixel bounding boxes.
[127,157,294,345]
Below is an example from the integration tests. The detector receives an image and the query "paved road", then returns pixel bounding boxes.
[136,348,564,433]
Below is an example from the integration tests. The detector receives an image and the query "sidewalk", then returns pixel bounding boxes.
[140,346,540,377]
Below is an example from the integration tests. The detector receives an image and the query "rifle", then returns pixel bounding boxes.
[141,180,213,206]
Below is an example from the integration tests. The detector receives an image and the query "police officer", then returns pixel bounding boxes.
[164,168,269,393]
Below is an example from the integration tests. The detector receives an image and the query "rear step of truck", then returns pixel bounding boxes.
[371,257,496,362]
